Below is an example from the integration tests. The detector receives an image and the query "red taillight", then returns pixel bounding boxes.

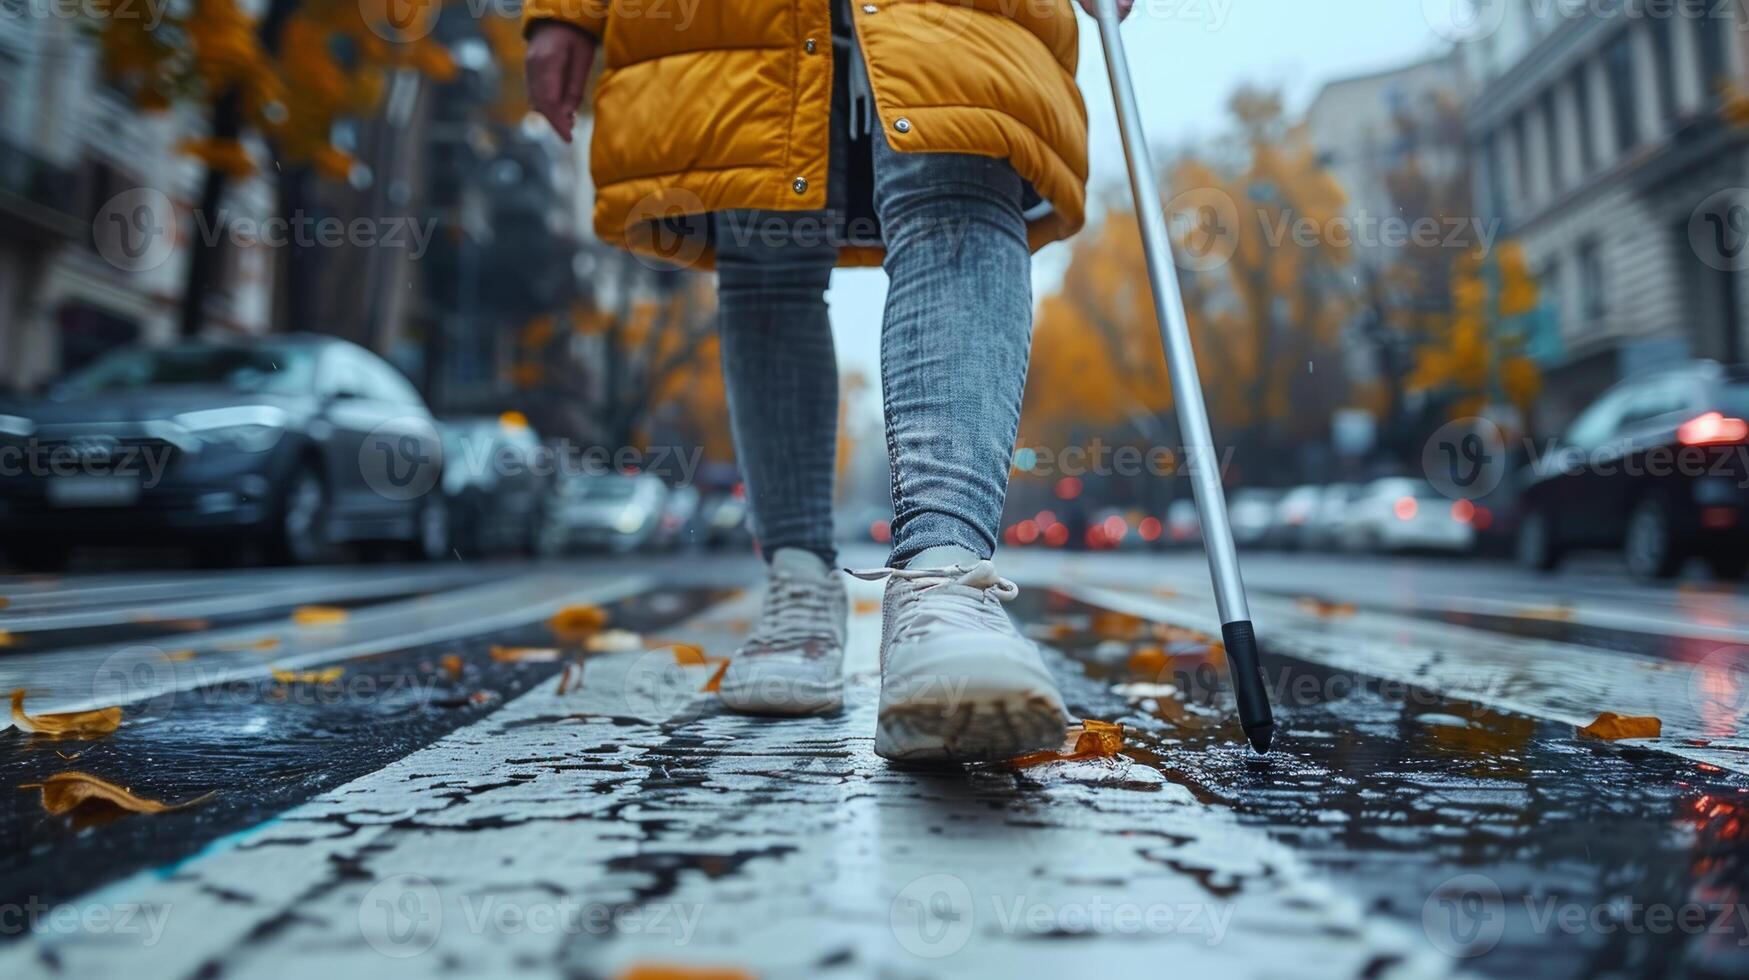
[1679,412,1749,447]
[1138,517,1163,542]
[1394,497,1418,521]
[1015,519,1040,545]
[870,519,892,544]
[1044,523,1069,548]
[1451,499,1476,524]
[1471,506,1494,531]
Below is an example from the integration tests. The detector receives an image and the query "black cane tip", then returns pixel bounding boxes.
[1245,722,1274,754]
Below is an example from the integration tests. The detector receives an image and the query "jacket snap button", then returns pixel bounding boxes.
[804,38,816,53]
[894,118,911,134]
[792,177,809,194]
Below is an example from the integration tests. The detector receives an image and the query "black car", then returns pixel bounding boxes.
[0,335,449,569]
[438,416,549,559]
[1516,361,1749,581]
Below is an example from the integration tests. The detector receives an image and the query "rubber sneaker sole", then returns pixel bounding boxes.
[874,645,1069,763]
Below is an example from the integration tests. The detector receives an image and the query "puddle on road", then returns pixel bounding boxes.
[0,587,730,911]
[1022,589,1749,980]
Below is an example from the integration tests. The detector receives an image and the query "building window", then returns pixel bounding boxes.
[1541,91,1563,196]
[1648,16,1677,127]
[1539,257,1564,333]
[1512,113,1532,205]
[1604,34,1637,154]
[1574,71,1598,175]
[1699,15,1732,100]
[1578,239,1606,322]
[1485,133,1509,224]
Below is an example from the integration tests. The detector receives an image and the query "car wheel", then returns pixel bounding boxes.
[1624,497,1683,581]
[272,468,332,565]
[407,493,451,562]
[1515,509,1560,572]
[1707,551,1748,582]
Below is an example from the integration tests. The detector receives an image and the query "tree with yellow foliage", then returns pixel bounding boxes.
[87,0,458,335]
[1023,86,1352,485]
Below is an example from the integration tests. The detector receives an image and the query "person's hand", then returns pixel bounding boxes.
[526,21,598,143]
[1078,0,1135,18]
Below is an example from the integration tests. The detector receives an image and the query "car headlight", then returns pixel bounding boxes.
[614,509,647,534]
[0,414,32,438]
[174,406,289,453]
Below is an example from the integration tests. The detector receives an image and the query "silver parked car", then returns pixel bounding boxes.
[543,472,667,554]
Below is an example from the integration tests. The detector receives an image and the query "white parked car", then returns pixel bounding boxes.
[1165,498,1201,546]
[1229,489,1281,549]
[545,473,668,554]
[1339,477,1474,554]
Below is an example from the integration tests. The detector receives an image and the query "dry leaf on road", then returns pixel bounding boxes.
[11,690,123,738]
[270,667,346,684]
[1579,712,1661,740]
[21,771,213,817]
[1008,720,1126,768]
[550,604,610,639]
[291,606,348,627]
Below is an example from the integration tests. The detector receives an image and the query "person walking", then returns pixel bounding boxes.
[525,0,1130,762]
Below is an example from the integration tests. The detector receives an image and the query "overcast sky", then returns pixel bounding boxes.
[824,2,1453,399]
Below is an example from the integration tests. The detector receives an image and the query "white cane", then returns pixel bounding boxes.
[1092,0,1275,752]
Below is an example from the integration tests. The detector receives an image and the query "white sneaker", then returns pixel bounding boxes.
[716,548,846,716]
[852,556,1069,763]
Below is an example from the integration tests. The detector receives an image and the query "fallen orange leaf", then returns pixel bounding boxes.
[0,630,16,648]
[1295,597,1357,618]
[700,659,732,693]
[270,667,345,684]
[441,653,464,681]
[130,615,213,631]
[852,598,882,615]
[0,597,9,610]
[1091,610,1147,640]
[549,604,610,639]
[1009,720,1126,767]
[291,605,348,627]
[11,690,123,738]
[1579,712,1661,740]
[163,649,197,662]
[21,771,213,817]
[669,644,708,665]
[616,964,755,980]
[1127,645,1170,678]
[1519,605,1575,622]
[490,646,562,663]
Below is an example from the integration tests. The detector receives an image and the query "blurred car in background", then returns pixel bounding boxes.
[698,489,753,550]
[1516,361,1749,580]
[1229,489,1280,549]
[1302,483,1360,551]
[0,335,446,569]
[1165,498,1201,547]
[1268,485,1323,549]
[654,484,702,550]
[1339,477,1475,554]
[438,415,548,559]
[543,472,667,554]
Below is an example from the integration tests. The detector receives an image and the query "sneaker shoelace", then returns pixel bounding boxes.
[745,573,842,658]
[848,560,1021,646]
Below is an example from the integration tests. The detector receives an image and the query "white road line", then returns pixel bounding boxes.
[0,567,483,632]
[0,571,654,720]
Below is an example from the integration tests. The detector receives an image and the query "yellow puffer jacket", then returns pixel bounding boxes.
[523,0,1088,267]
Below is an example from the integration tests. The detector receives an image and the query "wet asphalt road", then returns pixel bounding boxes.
[0,549,1746,979]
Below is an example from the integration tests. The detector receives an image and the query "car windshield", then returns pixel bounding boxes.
[58,345,315,396]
